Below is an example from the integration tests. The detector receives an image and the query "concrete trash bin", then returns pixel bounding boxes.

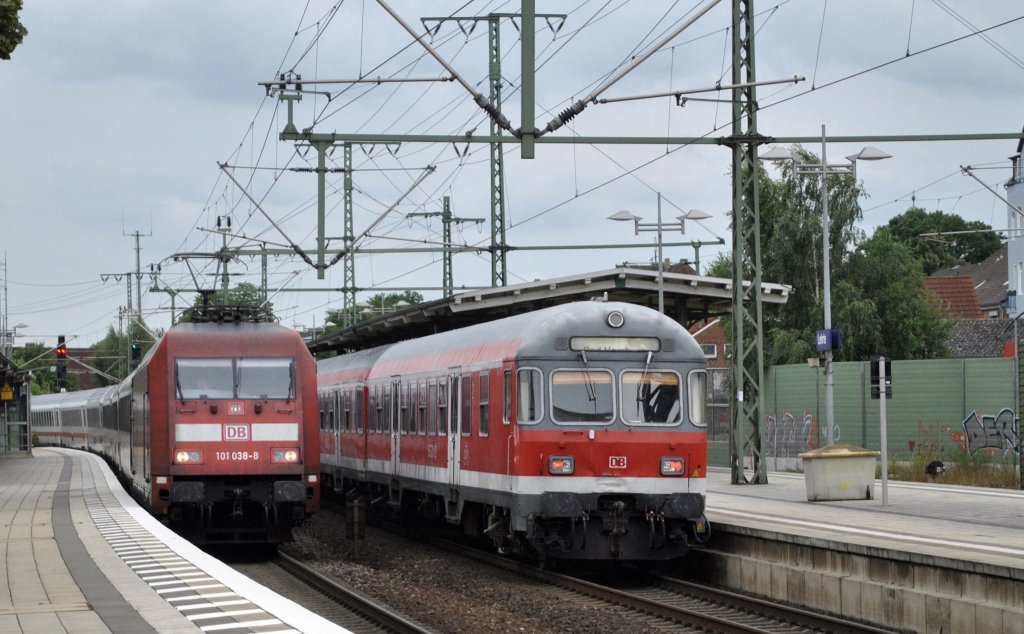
[798,444,880,501]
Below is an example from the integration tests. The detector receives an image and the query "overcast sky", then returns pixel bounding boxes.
[3,1,1023,348]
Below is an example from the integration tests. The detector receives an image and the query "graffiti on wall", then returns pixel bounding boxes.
[765,411,818,458]
[962,408,1020,456]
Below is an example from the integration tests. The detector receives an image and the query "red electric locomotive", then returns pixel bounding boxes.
[32,320,320,545]
[319,301,710,561]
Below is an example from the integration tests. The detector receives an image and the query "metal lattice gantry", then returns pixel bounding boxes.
[726,0,768,484]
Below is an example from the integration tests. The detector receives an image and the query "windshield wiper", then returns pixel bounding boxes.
[578,351,597,405]
[637,350,654,420]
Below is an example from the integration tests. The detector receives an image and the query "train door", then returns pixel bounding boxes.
[389,378,401,483]
[129,397,136,474]
[143,393,150,482]
[358,385,368,476]
[331,390,341,470]
[446,369,461,517]
[131,397,138,471]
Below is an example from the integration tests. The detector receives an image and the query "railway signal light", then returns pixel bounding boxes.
[56,335,67,390]
[131,338,141,369]
[870,355,892,399]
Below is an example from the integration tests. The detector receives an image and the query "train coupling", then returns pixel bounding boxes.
[607,500,628,537]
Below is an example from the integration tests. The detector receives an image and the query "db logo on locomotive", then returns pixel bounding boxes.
[224,424,250,441]
[609,456,628,469]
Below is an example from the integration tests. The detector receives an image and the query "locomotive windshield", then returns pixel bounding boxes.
[176,357,295,400]
[550,369,614,423]
[620,370,682,424]
[238,358,295,399]
[176,359,234,399]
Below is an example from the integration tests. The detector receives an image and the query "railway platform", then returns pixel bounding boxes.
[0,447,348,634]
[701,467,1024,633]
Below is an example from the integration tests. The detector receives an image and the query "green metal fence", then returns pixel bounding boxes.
[708,358,1020,472]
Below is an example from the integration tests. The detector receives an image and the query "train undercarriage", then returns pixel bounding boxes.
[344,476,710,562]
[168,476,312,544]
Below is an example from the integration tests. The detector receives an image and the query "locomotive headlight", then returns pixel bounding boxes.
[272,448,300,463]
[548,455,574,475]
[660,456,685,476]
[175,449,203,464]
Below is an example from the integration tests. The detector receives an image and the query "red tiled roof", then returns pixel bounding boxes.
[930,243,1007,311]
[924,276,984,318]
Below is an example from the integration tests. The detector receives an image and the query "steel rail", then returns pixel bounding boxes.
[274,551,435,634]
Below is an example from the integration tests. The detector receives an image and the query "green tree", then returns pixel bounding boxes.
[179,282,274,323]
[733,148,949,365]
[756,146,866,365]
[0,0,27,60]
[91,324,159,384]
[12,342,77,394]
[886,207,1003,274]
[841,228,949,360]
[323,290,424,334]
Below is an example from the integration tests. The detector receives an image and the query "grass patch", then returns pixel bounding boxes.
[883,423,1020,489]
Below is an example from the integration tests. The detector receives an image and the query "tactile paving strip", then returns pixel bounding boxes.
[84,486,299,634]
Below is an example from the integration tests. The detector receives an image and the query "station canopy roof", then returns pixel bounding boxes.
[308,266,792,354]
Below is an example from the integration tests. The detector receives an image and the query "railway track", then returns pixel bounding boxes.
[316,497,893,632]
[428,538,894,633]
[231,551,434,634]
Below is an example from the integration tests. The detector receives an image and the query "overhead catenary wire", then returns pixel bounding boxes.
[171,2,1024,330]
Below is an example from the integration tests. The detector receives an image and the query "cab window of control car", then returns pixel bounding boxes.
[237,358,295,400]
[620,370,682,425]
[176,359,235,399]
[550,369,614,424]
[516,368,543,424]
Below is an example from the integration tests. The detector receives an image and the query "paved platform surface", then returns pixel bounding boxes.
[0,448,349,634]
[705,467,1024,572]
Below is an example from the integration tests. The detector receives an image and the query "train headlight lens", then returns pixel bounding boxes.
[175,450,203,464]
[548,455,574,475]
[660,457,685,476]
[272,448,300,463]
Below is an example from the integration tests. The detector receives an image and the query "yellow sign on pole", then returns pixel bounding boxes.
[0,384,12,401]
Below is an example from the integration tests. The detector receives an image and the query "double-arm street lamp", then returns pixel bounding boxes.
[761,124,891,446]
[609,192,712,314]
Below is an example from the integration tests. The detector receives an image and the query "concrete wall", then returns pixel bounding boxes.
[687,525,1024,634]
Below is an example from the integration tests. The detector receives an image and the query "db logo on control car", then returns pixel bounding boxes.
[609,456,628,469]
[224,424,250,441]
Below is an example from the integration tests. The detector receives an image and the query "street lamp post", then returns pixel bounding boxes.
[2,323,28,358]
[761,125,890,446]
[609,193,712,314]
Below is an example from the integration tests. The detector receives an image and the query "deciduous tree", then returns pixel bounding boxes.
[0,0,27,60]
[885,207,1002,274]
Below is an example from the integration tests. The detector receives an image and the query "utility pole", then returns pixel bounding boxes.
[1,254,8,358]
[407,196,484,297]
[126,229,148,316]
[726,0,768,484]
